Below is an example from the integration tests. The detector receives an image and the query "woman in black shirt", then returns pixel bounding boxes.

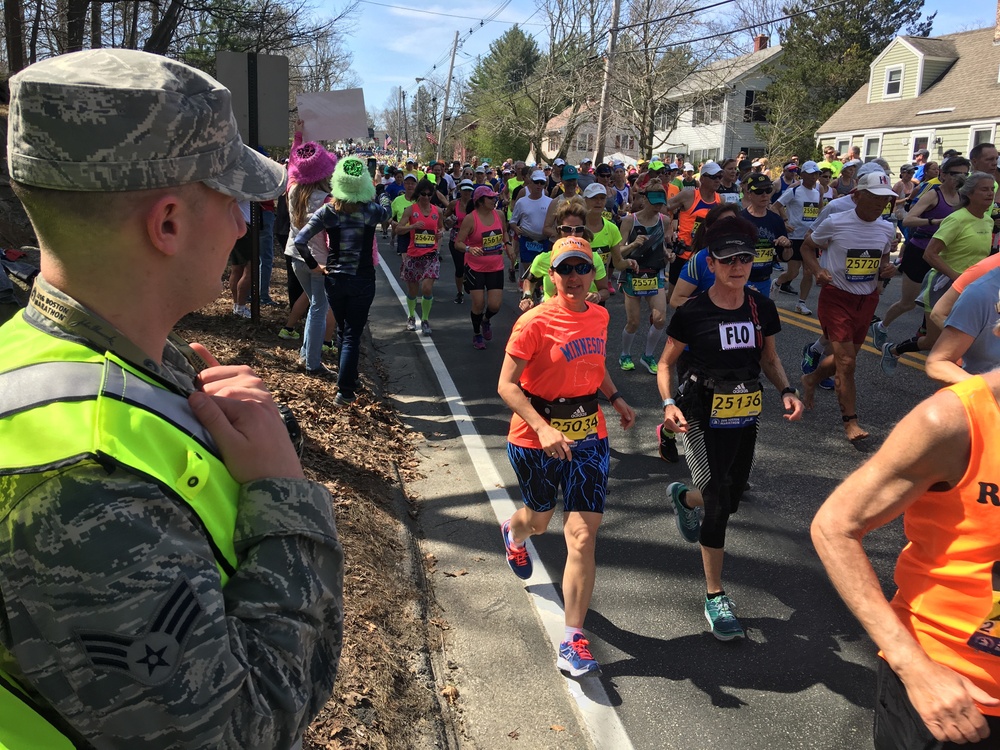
[655,216,803,641]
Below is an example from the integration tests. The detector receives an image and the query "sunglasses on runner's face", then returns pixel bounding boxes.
[713,253,754,265]
[749,188,772,195]
[418,191,434,197]
[554,262,594,276]
[557,225,587,235]
[945,171,970,177]
[533,180,547,185]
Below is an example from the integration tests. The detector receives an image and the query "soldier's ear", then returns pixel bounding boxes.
[145,191,186,258]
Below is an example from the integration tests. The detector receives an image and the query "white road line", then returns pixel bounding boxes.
[378,260,635,750]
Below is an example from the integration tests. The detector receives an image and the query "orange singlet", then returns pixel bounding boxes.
[888,376,1000,714]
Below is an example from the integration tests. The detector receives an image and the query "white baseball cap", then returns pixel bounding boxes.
[800,160,821,174]
[700,161,723,176]
[530,169,546,181]
[582,182,608,198]
[856,171,897,197]
[553,158,566,166]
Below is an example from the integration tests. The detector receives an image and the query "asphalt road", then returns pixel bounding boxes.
[366,236,938,750]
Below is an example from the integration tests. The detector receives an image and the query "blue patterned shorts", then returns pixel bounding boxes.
[507,438,609,513]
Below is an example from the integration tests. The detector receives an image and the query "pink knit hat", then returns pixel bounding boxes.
[287,141,338,185]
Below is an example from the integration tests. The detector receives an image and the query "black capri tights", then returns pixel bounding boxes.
[680,418,758,548]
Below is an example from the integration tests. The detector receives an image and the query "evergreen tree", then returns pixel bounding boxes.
[757,0,935,161]
[463,26,541,161]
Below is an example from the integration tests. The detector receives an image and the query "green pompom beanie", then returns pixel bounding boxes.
[331,156,375,203]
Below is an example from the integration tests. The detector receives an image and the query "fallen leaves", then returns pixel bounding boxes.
[440,684,460,705]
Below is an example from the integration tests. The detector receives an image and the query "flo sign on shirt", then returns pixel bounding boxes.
[719,321,755,350]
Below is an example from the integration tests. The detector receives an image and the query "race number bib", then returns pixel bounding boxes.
[752,242,775,266]
[710,381,762,428]
[595,247,612,268]
[547,400,600,442]
[802,203,819,221]
[845,248,880,283]
[969,563,1000,658]
[718,321,756,350]
[524,239,544,255]
[691,219,702,238]
[602,210,614,222]
[414,231,435,249]
[721,192,742,204]
[628,271,659,296]
[482,232,504,255]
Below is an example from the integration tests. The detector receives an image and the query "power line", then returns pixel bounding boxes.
[616,0,851,56]
[613,0,741,32]
[357,0,544,25]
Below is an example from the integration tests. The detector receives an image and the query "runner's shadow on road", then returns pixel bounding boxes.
[583,606,874,711]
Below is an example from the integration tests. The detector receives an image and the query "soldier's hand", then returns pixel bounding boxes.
[191,343,275,405]
[189,391,304,482]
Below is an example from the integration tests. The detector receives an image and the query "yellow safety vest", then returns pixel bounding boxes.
[0,313,242,748]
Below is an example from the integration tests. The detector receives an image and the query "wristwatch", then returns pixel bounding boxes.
[662,398,676,408]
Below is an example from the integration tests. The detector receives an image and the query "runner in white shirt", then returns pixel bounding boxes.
[510,170,553,269]
[799,172,897,443]
[774,160,823,315]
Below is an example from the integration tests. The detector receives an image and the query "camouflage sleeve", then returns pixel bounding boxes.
[0,464,343,749]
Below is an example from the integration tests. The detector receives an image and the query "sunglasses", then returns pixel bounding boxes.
[712,253,754,265]
[557,225,587,235]
[533,180,547,185]
[945,171,970,177]
[554,262,594,276]
[701,173,722,180]
[419,191,437,197]
[749,188,772,195]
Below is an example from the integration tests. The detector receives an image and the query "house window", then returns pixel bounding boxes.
[743,91,767,123]
[692,94,723,126]
[836,139,851,157]
[546,131,560,152]
[655,102,678,131]
[863,135,881,162]
[912,136,929,154]
[971,126,995,149]
[884,66,903,98]
[576,132,587,151]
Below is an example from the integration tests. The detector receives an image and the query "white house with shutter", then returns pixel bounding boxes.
[650,37,783,164]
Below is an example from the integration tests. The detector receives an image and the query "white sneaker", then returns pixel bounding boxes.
[794,301,812,316]
[233,304,251,318]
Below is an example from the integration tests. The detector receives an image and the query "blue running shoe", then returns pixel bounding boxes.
[801,343,819,375]
[819,377,835,390]
[870,321,888,351]
[501,520,532,580]
[557,633,600,677]
[668,482,700,543]
[705,594,745,641]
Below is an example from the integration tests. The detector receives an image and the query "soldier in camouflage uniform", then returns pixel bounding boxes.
[0,49,343,749]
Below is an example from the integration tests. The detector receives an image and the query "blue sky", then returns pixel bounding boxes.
[335,0,998,118]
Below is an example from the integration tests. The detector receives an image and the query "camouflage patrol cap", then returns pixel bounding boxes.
[7,48,285,200]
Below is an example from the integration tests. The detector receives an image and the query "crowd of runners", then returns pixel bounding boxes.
[274,143,1000,642]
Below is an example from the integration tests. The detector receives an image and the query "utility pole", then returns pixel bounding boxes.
[593,0,622,165]
[437,30,460,162]
[402,90,409,159]
[397,87,402,160]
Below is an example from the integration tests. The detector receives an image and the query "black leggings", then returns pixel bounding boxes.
[449,240,465,279]
[681,416,758,549]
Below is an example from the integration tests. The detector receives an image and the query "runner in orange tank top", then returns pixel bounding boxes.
[814,371,1000,747]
